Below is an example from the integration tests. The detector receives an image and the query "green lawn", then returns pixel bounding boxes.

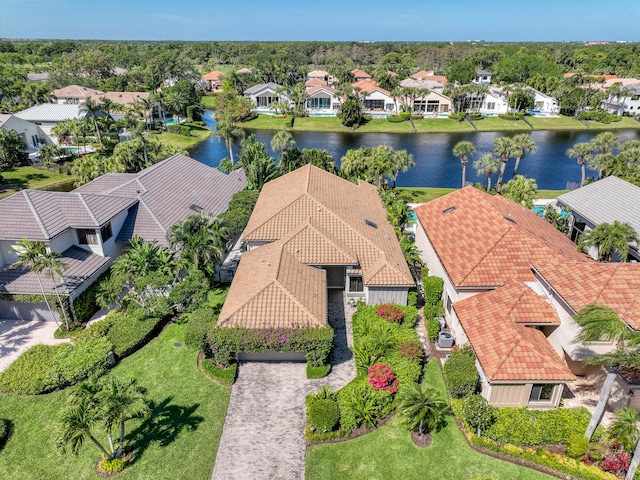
[0,323,231,480]
[0,166,76,199]
[399,187,568,203]
[472,117,532,132]
[305,360,554,480]
[527,115,587,130]
[538,189,569,199]
[200,95,217,109]
[585,117,640,130]
[148,124,212,150]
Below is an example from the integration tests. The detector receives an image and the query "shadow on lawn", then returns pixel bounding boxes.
[127,396,204,463]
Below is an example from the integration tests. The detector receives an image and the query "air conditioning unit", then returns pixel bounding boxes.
[437,331,454,349]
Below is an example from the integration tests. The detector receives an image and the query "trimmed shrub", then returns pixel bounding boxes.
[307,362,331,379]
[304,423,351,442]
[449,112,467,121]
[368,364,399,393]
[98,456,128,474]
[200,358,237,386]
[0,419,9,450]
[387,113,409,123]
[577,110,621,124]
[486,406,604,446]
[46,336,112,388]
[307,385,337,409]
[106,309,165,358]
[443,345,478,398]
[566,432,589,458]
[407,289,418,307]
[498,112,524,120]
[185,307,217,350]
[308,399,340,432]
[377,303,404,323]
[71,271,109,322]
[337,379,394,430]
[426,317,440,341]
[207,326,334,368]
[0,344,58,394]
[186,105,204,122]
[453,394,496,434]
[469,112,483,121]
[423,276,444,306]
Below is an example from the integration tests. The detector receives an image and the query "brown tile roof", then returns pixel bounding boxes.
[0,190,137,241]
[308,70,329,78]
[242,165,413,286]
[202,70,223,82]
[352,68,371,79]
[218,241,327,328]
[351,79,391,96]
[91,91,150,106]
[411,71,448,84]
[453,283,575,382]
[236,67,252,74]
[51,85,103,100]
[534,262,640,330]
[414,186,588,288]
[306,85,337,96]
[0,246,109,296]
[305,78,328,87]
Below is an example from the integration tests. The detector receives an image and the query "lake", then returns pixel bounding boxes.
[188,110,640,190]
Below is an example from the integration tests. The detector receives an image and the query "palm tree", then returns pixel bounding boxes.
[493,137,516,194]
[299,148,336,173]
[501,175,538,208]
[214,120,245,164]
[34,251,70,331]
[397,382,449,437]
[610,408,640,452]
[567,142,595,187]
[511,133,537,178]
[580,221,639,262]
[9,239,59,328]
[390,150,415,187]
[84,99,103,148]
[473,153,500,193]
[452,141,476,188]
[590,132,619,179]
[270,130,296,154]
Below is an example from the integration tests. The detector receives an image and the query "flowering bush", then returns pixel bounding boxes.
[456,394,496,434]
[600,451,630,474]
[377,304,404,323]
[368,364,399,393]
[397,339,423,364]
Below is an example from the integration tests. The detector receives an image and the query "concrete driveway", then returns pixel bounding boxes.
[0,319,68,372]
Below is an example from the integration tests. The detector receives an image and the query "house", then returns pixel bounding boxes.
[399,77,446,93]
[222,165,414,331]
[603,83,640,116]
[89,91,164,121]
[414,186,598,408]
[472,69,492,85]
[411,70,448,85]
[0,114,52,158]
[243,83,290,111]
[351,80,397,113]
[0,154,246,320]
[556,176,640,261]
[530,89,560,114]
[306,84,341,114]
[50,85,104,104]
[307,69,330,84]
[352,69,372,82]
[236,67,252,74]
[397,82,452,116]
[470,90,509,115]
[202,70,224,91]
[13,103,97,142]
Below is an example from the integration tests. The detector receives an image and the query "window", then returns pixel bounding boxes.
[529,384,555,402]
[487,102,496,110]
[385,103,394,111]
[306,97,331,109]
[77,229,99,245]
[364,99,384,110]
[100,223,113,242]
[349,276,363,293]
[441,104,449,113]
[445,293,452,313]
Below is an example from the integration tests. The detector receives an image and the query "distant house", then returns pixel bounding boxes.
[0,154,246,320]
[27,73,49,83]
[306,85,341,114]
[471,91,509,115]
[0,114,52,157]
[351,79,397,113]
[307,69,330,84]
[202,70,224,91]
[407,90,452,116]
[556,176,640,261]
[51,85,104,104]
[472,69,493,85]
[399,77,446,93]
[530,88,560,114]
[236,67,252,74]
[13,103,99,142]
[411,70,448,85]
[244,83,290,111]
[351,69,372,82]
[603,83,640,116]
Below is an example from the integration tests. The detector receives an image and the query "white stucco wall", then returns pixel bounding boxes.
[366,286,408,305]
[101,210,129,258]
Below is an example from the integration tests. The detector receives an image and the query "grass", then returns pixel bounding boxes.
[584,116,640,130]
[472,117,532,132]
[0,166,76,199]
[538,189,569,199]
[148,124,212,150]
[527,115,587,130]
[305,359,555,480]
[399,187,569,203]
[0,323,231,480]
[200,95,217,109]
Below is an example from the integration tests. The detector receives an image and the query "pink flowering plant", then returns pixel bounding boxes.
[377,304,404,323]
[367,364,399,393]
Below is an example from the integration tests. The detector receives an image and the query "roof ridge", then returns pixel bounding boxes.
[459,225,512,285]
[304,219,357,261]
[218,281,276,325]
[139,198,166,234]
[489,333,523,378]
[76,193,100,225]
[505,285,528,322]
[22,190,50,238]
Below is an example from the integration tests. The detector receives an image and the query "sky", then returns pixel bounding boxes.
[1,0,639,42]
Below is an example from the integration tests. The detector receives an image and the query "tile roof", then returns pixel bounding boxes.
[91,91,150,106]
[351,79,391,96]
[242,165,413,286]
[51,85,103,100]
[352,69,371,79]
[0,190,137,241]
[202,70,224,82]
[411,71,448,84]
[399,78,446,90]
[0,246,109,296]
[453,283,575,382]
[308,70,329,77]
[534,262,640,330]
[14,103,88,122]
[306,85,337,96]
[305,78,328,87]
[236,67,252,74]
[218,241,327,328]
[414,186,588,288]
[557,176,640,239]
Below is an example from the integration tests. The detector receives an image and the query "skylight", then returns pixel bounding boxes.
[442,206,456,214]
[365,219,378,229]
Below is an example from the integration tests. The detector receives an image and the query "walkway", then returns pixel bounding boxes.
[0,319,68,372]
[211,290,356,480]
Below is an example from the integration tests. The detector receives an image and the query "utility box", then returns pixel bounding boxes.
[437,331,454,349]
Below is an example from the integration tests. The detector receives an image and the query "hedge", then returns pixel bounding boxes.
[484,406,605,446]
[449,112,467,121]
[443,345,478,398]
[423,275,444,306]
[426,317,440,341]
[498,112,525,120]
[185,307,218,350]
[71,271,110,322]
[200,358,237,386]
[106,310,165,358]
[207,326,334,367]
[336,377,395,430]
[577,110,621,124]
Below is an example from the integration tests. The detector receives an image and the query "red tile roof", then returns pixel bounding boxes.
[352,68,371,79]
[351,79,391,96]
[453,283,575,382]
[305,78,328,87]
[412,70,448,84]
[202,70,223,82]
[534,262,640,330]
[414,186,588,288]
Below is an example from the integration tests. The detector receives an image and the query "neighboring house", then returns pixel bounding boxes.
[0,114,52,157]
[530,88,560,114]
[225,164,414,332]
[411,70,448,85]
[556,176,640,261]
[470,91,509,115]
[414,186,599,408]
[244,83,291,111]
[472,69,492,85]
[307,69,330,84]
[27,73,49,83]
[306,85,341,114]
[236,67,252,74]
[0,154,246,319]
[352,69,372,82]
[202,70,224,91]
[399,77,446,93]
[51,85,104,104]
[305,78,328,88]
[603,83,640,116]
[13,103,96,142]
[351,80,397,113]
[397,83,452,116]
[90,91,164,121]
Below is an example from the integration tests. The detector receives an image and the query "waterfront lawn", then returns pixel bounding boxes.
[0,166,75,199]
[148,123,212,150]
[586,116,640,130]
[305,360,554,480]
[200,95,217,109]
[399,187,457,203]
[413,118,475,133]
[0,323,231,480]
[473,117,532,132]
[527,115,586,130]
[538,189,569,199]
